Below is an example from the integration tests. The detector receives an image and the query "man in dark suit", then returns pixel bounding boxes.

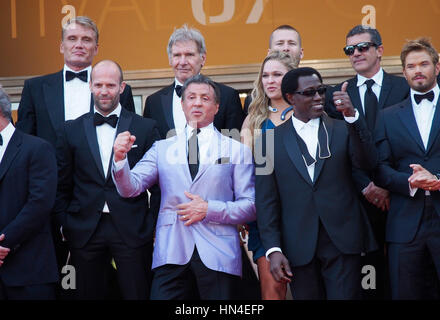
[256,67,377,299]
[243,24,304,114]
[15,18,135,294]
[55,60,159,299]
[143,25,244,139]
[325,25,409,299]
[0,86,58,299]
[17,16,135,148]
[375,38,440,299]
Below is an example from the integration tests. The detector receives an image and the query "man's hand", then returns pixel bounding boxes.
[333,82,356,117]
[177,191,208,226]
[113,131,136,163]
[0,234,10,267]
[409,164,440,191]
[268,251,292,283]
[362,181,390,211]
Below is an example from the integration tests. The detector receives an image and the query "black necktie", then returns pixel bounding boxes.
[175,85,183,98]
[364,79,378,131]
[414,91,434,104]
[66,70,88,82]
[0,134,3,146]
[187,128,200,180]
[93,113,118,128]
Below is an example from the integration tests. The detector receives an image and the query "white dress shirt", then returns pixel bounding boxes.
[357,68,383,114]
[0,122,15,164]
[409,84,439,197]
[64,65,92,121]
[172,78,187,135]
[95,104,121,212]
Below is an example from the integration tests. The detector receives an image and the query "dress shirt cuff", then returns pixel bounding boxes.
[409,182,418,197]
[344,109,359,123]
[113,156,128,171]
[265,247,282,261]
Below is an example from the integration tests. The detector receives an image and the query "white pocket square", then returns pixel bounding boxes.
[132,145,138,149]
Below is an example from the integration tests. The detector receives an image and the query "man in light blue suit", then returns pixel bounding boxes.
[112,74,256,300]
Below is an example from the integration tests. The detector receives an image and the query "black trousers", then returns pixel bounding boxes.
[0,281,55,300]
[360,198,390,300]
[70,214,152,300]
[388,195,440,299]
[289,221,362,300]
[150,247,238,300]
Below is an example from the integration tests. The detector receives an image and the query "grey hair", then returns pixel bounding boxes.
[181,74,220,104]
[0,85,12,120]
[167,24,206,59]
[62,16,99,44]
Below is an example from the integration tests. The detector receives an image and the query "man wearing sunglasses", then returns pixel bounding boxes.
[256,67,377,299]
[325,25,409,300]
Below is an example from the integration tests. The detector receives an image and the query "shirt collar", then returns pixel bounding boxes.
[64,64,92,82]
[410,84,440,106]
[175,78,184,87]
[0,122,15,147]
[94,104,122,118]
[186,122,215,141]
[357,67,384,87]
[291,115,320,132]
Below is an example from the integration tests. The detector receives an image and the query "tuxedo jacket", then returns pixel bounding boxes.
[16,70,136,148]
[112,127,256,276]
[375,97,440,243]
[0,130,58,286]
[325,71,409,191]
[143,81,244,139]
[256,115,378,267]
[54,108,160,249]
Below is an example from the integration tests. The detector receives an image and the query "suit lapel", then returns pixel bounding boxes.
[43,71,65,132]
[397,98,425,153]
[105,108,134,180]
[426,99,440,153]
[83,114,106,179]
[282,122,313,186]
[0,130,22,182]
[378,71,392,110]
[313,116,333,183]
[161,84,175,131]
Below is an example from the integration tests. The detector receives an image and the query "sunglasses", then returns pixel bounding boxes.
[343,42,377,56]
[294,86,327,97]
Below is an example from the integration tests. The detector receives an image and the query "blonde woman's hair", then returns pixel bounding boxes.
[247,50,298,144]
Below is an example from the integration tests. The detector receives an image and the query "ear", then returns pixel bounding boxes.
[60,41,65,55]
[119,81,126,94]
[299,48,304,60]
[376,45,384,59]
[200,53,206,68]
[435,62,440,77]
[285,93,295,105]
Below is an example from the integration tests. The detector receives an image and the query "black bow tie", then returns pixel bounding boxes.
[0,134,3,146]
[175,85,183,98]
[66,70,88,82]
[93,113,118,128]
[414,91,434,104]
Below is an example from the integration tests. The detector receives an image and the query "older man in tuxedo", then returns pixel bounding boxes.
[0,86,58,299]
[143,25,244,139]
[55,60,159,299]
[113,74,255,300]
